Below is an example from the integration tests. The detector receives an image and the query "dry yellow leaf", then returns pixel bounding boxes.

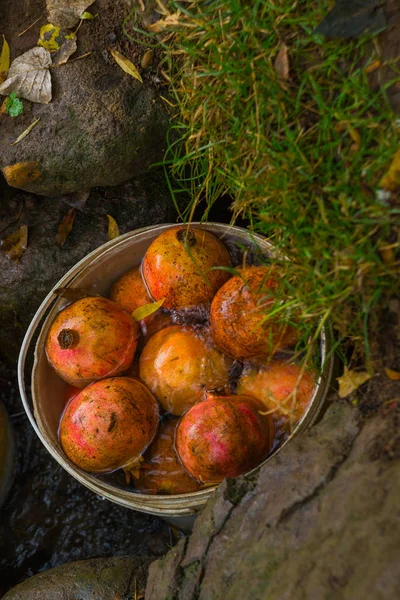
[364,59,381,74]
[55,208,77,247]
[1,225,28,262]
[110,49,143,83]
[11,118,40,146]
[337,367,372,398]
[141,49,154,69]
[348,127,361,152]
[385,368,400,381]
[2,161,41,188]
[274,43,289,81]
[0,35,10,84]
[380,149,400,191]
[146,12,181,33]
[107,214,120,239]
[132,298,165,321]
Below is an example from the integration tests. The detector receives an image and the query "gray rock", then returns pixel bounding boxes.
[145,397,400,600]
[2,556,150,600]
[0,172,177,363]
[0,0,170,196]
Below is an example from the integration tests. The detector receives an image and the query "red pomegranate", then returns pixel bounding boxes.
[46,297,138,387]
[59,377,159,473]
[210,265,298,359]
[135,419,202,495]
[175,393,274,484]
[142,226,232,309]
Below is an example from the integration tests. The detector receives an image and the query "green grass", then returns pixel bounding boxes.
[127,0,400,361]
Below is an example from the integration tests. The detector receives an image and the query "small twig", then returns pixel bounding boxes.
[18,14,44,37]
[10,411,26,419]
[67,51,92,64]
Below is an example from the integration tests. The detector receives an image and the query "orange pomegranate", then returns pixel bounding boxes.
[46,297,138,387]
[142,226,232,309]
[175,392,274,484]
[59,377,159,473]
[139,325,232,416]
[135,419,202,495]
[210,265,298,359]
[237,361,316,426]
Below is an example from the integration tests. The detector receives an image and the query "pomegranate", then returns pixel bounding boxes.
[142,226,232,309]
[237,360,316,426]
[210,265,298,359]
[135,419,202,495]
[175,392,274,483]
[139,325,232,416]
[46,297,138,387]
[59,377,159,473]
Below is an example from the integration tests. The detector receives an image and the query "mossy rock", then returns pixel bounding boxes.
[2,556,150,599]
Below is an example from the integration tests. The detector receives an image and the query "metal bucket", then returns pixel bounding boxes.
[18,223,334,518]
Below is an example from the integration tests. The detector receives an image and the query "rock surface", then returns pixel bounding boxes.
[0,0,170,196]
[0,171,177,364]
[2,556,150,600]
[146,370,400,600]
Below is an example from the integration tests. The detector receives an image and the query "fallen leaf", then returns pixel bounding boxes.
[38,23,75,53]
[80,11,98,19]
[146,12,182,33]
[314,0,386,40]
[11,118,40,145]
[55,208,77,247]
[2,161,41,188]
[348,127,361,152]
[5,92,24,117]
[107,214,120,239]
[379,245,394,263]
[0,47,52,104]
[1,225,28,262]
[52,37,77,66]
[141,49,154,69]
[364,59,381,74]
[0,35,10,84]
[54,286,100,301]
[337,367,372,398]
[47,0,96,29]
[0,98,7,114]
[385,368,400,381]
[274,43,289,80]
[380,149,400,191]
[132,298,165,321]
[110,49,143,83]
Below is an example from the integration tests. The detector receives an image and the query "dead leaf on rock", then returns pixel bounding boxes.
[380,149,400,191]
[337,367,372,398]
[385,368,400,381]
[110,49,143,83]
[2,161,41,188]
[0,47,52,104]
[0,35,10,85]
[107,214,120,239]
[52,37,78,66]
[132,298,165,321]
[274,43,289,80]
[55,208,76,247]
[1,225,28,262]
[47,0,96,29]
[38,23,75,53]
[11,118,40,146]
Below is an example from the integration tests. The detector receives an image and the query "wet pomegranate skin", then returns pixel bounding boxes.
[46,297,138,387]
[175,393,274,484]
[142,226,232,309]
[139,325,232,416]
[59,377,159,473]
[237,361,316,426]
[135,419,202,495]
[210,265,298,359]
